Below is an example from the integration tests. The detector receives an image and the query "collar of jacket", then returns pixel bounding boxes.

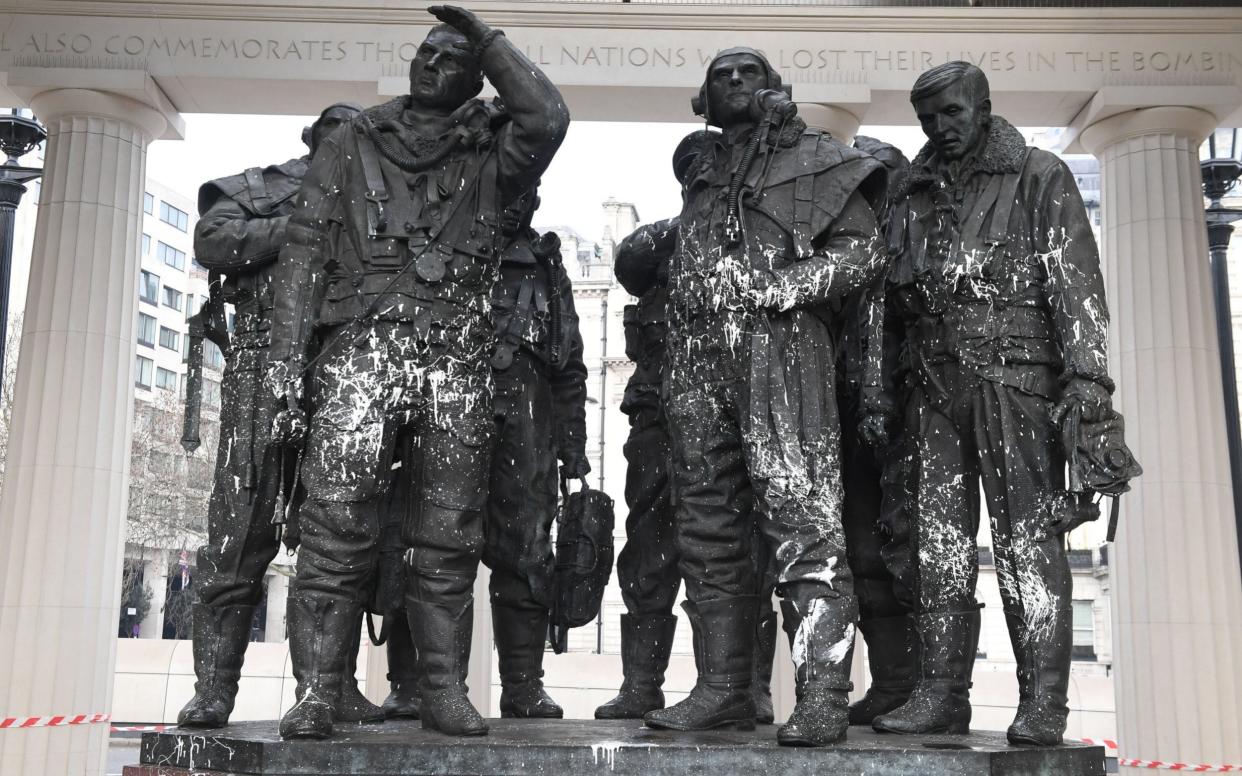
[685,117,809,188]
[363,95,502,135]
[197,156,308,216]
[893,114,1027,200]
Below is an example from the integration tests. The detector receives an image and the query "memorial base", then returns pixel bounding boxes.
[124,719,1104,776]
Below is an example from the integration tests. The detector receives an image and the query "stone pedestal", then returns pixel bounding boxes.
[124,720,1104,776]
[0,89,168,776]
[1080,106,1242,773]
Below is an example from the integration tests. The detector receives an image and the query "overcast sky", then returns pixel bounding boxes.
[147,114,933,242]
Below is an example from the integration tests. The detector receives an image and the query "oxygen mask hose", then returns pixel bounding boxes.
[726,106,777,247]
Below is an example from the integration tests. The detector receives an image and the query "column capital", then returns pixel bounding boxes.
[1063,85,1239,154]
[30,88,172,144]
[798,103,861,147]
[11,68,184,141]
[1078,105,1220,157]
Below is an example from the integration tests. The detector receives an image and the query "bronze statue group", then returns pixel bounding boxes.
[174,3,1141,755]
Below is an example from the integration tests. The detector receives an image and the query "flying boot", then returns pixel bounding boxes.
[176,604,255,728]
[595,613,677,719]
[279,595,357,739]
[335,607,385,725]
[494,602,562,718]
[1005,605,1072,746]
[872,607,980,735]
[752,605,778,725]
[407,597,488,736]
[643,596,756,732]
[848,612,918,724]
[776,595,858,747]
[381,609,422,719]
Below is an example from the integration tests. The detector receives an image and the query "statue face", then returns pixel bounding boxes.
[308,106,359,156]
[409,29,482,111]
[705,53,769,129]
[913,79,991,161]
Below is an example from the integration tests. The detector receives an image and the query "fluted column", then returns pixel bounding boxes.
[1080,107,1242,772]
[264,571,289,643]
[0,89,167,776]
[797,103,861,147]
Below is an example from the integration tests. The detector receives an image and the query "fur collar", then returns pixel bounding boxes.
[893,115,1027,199]
[362,96,502,133]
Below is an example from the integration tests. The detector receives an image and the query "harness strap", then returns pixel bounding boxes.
[244,167,271,213]
[792,133,819,259]
[985,148,1030,245]
[355,120,391,235]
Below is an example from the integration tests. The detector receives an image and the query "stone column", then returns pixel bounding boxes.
[1080,106,1242,772]
[140,552,170,639]
[797,103,861,147]
[469,566,493,715]
[264,570,289,643]
[0,89,168,776]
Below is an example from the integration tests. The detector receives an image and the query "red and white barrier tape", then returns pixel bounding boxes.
[0,713,110,729]
[1081,740,1240,772]
[110,725,170,733]
[1116,760,1240,772]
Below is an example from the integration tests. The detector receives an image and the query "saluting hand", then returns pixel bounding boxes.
[428,5,491,44]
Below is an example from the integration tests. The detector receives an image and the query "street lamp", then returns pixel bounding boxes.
[1200,127,1242,571]
[0,111,45,402]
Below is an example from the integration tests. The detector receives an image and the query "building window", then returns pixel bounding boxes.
[158,326,180,352]
[159,201,189,232]
[204,341,225,370]
[163,286,183,312]
[136,313,156,347]
[203,377,222,408]
[158,241,186,271]
[155,367,178,392]
[143,191,154,215]
[141,233,151,257]
[135,355,153,389]
[139,270,159,305]
[1072,600,1096,661]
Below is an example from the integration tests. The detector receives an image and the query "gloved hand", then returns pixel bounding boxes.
[272,406,309,448]
[559,452,591,481]
[428,5,492,46]
[1051,377,1113,426]
[857,412,893,449]
[264,356,305,402]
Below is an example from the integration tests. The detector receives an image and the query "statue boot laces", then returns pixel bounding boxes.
[406,596,488,736]
[381,609,423,720]
[776,595,858,747]
[752,606,778,725]
[643,596,757,732]
[848,613,919,725]
[279,596,357,740]
[177,603,254,728]
[335,607,385,725]
[872,608,980,736]
[595,613,677,719]
[1005,606,1072,746]
[494,603,562,719]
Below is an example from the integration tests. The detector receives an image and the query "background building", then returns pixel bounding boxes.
[120,180,295,645]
